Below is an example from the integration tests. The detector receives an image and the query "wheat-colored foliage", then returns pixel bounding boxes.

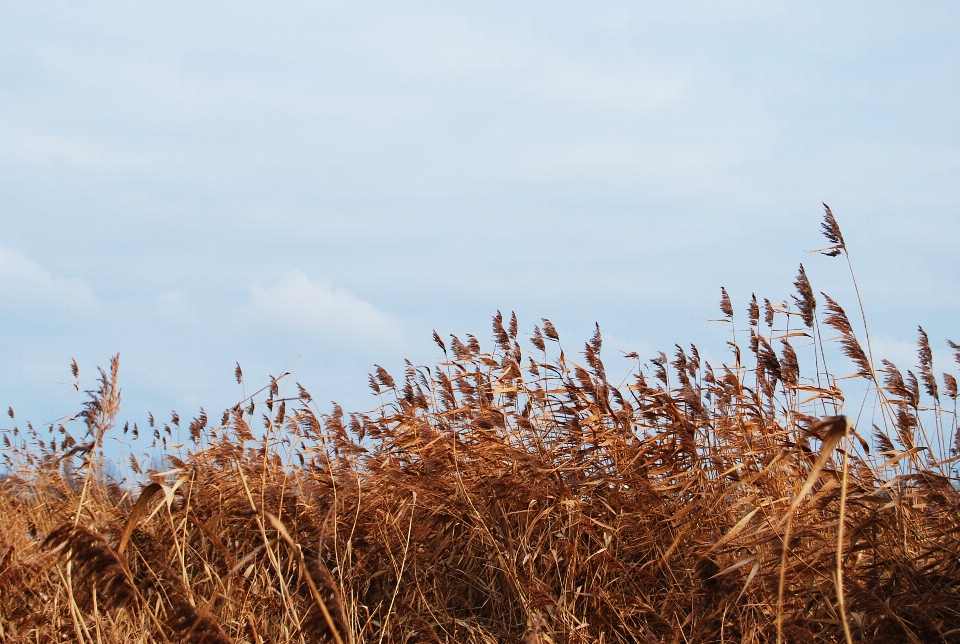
[2,209,960,643]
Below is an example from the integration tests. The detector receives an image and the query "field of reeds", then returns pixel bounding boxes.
[1,207,959,643]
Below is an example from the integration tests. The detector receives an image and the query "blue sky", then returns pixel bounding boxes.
[2,1,959,440]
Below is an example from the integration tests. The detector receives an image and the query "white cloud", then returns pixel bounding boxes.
[341,8,684,113]
[0,247,97,308]
[0,127,154,172]
[250,271,400,346]
[103,58,295,122]
[503,141,725,192]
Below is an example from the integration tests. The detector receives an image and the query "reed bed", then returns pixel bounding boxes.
[2,207,959,643]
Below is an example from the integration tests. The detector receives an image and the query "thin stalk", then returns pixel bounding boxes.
[836,434,853,644]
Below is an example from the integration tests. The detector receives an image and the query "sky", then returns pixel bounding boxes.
[2,1,959,445]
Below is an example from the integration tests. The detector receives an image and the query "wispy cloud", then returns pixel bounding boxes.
[334,7,684,113]
[0,127,154,172]
[0,247,97,308]
[250,271,400,347]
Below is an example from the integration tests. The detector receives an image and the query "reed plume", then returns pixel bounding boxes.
[1,207,959,643]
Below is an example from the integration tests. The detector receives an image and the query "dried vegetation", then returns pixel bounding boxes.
[2,207,960,643]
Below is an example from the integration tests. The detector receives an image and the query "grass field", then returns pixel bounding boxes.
[2,207,959,643]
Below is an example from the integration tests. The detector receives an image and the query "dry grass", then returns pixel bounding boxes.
[2,207,960,643]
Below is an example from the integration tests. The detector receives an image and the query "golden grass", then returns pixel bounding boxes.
[2,206,959,643]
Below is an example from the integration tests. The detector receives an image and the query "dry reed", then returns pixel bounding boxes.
[2,207,959,643]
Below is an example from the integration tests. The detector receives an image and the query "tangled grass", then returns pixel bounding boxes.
[2,206,959,643]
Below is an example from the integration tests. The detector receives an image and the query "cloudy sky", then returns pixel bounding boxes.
[2,1,959,438]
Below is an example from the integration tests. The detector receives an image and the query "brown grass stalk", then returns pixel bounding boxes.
[2,209,959,643]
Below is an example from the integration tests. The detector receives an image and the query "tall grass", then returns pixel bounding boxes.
[2,207,959,643]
